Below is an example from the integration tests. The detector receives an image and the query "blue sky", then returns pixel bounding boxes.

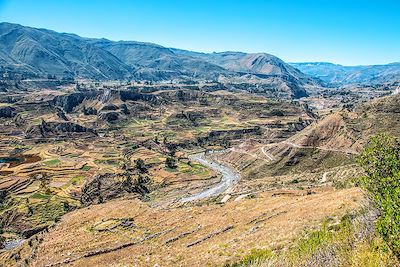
[0,0,399,65]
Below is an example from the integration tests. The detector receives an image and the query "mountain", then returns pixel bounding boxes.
[89,39,229,81]
[173,50,310,78]
[0,23,133,79]
[0,22,320,98]
[291,62,400,85]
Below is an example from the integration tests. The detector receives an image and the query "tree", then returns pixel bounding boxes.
[165,156,177,169]
[134,158,147,173]
[358,134,400,258]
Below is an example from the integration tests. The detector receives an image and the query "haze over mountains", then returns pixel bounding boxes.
[291,62,400,86]
[0,22,398,97]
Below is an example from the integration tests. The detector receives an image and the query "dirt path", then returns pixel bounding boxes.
[180,151,240,202]
[282,141,358,155]
[230,147,271,162]
[260,146,274,161]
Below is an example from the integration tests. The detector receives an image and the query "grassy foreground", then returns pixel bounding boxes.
[226,207,398,267]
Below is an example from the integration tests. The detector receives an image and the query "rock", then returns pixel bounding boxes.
[99,104,119,112]
[52,91,98,113]
[234,194,249,202]
[83,106,97,115]
[56,109,69,121]
[21,224,48,239]
[220,195,231,203]
[98,111,120,122]
[0,106,16,118]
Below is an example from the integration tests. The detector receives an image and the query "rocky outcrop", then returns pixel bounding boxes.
[99,104,119,111]
[83,106,98,115]
[26,120,97,138]
[171,111,206,126]
[80,173,149,206]
[13,114,26,127]
[0,106,16,118]
[52,91,98,113]
[56,109,69,121]
[21,224,48,239]
[119,103,130,114]
[119,90,158,103]
[205,127,262,142]
[98,111,120,123]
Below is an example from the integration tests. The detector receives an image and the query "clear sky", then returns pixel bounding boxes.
[0,0,399,65]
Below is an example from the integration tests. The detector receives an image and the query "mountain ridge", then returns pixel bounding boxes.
[0,22,320,98]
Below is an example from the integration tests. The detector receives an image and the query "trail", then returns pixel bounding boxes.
[230,147,272,162]
[180,151,240,202]
[281,141,358,155]
[260,146,274,161]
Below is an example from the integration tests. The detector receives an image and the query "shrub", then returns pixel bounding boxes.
[165,156,177,169]
[135,158,147,173]
[358,134,400,258]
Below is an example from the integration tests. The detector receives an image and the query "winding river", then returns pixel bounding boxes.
[180,151,240,202]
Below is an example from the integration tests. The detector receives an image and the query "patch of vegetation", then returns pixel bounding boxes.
[135,158,147,173]
[31,192,51,200]
[70,176,83,185]
[165,156,177,169]
[358,134,400,258]
[228,248,274,266]
[27,197,78,225]
[43,159,61,166]
[81,165,92,171]
[181,162,210,177]
[226,210,398,267]
[94,159,120,166]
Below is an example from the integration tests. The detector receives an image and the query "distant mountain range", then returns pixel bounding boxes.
[0,22,320,98]
[1,22,398,97]
[291,62,400,85]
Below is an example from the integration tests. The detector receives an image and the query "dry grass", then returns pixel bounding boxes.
[9,187,362,267]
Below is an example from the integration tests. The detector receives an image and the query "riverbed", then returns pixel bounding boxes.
[180,151,240,202]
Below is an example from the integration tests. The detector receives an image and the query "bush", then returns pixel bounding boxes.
[165,157,177,169]
[358,134,400,258]
[134,158,147,173]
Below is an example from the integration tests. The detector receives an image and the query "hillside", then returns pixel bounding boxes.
[0,23,133,80]
[89,39,229,81]
[219,93,400,181]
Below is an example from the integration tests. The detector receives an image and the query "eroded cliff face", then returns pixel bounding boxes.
[51,91,99,113]
[80,173,149,206]
[25,120,97,139]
